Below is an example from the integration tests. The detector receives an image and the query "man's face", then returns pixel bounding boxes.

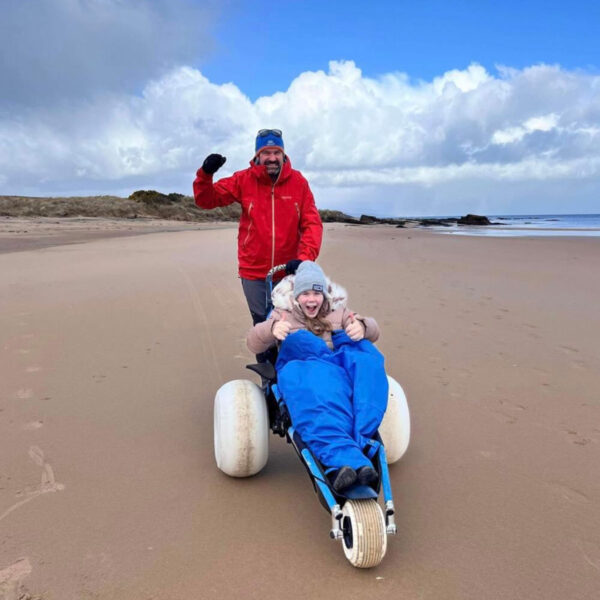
[258,148,284,177]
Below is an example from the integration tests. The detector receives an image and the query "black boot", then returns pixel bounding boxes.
[330,466,357,492]
[357,465,379,488]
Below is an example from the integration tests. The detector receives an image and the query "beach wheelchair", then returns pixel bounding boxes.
[213,265,411,568]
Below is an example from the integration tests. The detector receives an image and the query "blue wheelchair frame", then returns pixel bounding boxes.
[246,265,397,539]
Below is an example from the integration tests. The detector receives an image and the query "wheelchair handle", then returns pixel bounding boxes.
[264,264,288,314]
[266,263,287,283]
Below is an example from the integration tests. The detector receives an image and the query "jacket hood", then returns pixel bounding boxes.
[272,273,348,312]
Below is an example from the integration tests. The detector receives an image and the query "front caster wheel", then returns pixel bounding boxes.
[341,499,387,568]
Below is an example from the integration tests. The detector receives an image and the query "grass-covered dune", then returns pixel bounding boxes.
[0,191,242,222]
[0,191,367,224]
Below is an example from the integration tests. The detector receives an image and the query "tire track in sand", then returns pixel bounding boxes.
[175,265,223,384]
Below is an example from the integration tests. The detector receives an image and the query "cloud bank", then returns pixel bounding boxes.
[0,0,215,106]
[1,53,599,215]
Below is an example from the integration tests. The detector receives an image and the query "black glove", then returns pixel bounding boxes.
[285,259,302,275]
[202,154,226,175]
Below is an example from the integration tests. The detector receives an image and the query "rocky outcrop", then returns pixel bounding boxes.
[457,214,491,225]
[359,214,379,224]
[418,218,457,227]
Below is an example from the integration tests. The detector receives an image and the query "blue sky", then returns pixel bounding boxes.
[1,0,599,216]
[202,0,600,100]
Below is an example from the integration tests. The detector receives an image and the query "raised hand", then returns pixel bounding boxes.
[272,312,292,341]
[202,154,227,175]
[345,312,365,341]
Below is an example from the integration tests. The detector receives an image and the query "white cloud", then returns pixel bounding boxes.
[431,64,491,93]
[1,59,599,215]
[492,113,559,145]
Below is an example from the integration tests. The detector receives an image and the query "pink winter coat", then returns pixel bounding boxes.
[246,274,380,355]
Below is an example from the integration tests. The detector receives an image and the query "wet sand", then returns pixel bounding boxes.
[1,222,599,599]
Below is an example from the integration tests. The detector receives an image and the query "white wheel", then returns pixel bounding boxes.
[379,376,410,464]
[341,499,387,568]
[213,379,269,477]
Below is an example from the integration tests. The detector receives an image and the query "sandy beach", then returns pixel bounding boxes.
[1,221,599,599]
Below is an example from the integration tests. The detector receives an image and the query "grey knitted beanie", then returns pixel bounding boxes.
[294,261,327,298]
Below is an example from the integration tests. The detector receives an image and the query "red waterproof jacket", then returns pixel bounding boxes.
[193,157,323,280]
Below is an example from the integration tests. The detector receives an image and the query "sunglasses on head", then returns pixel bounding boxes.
[257,129,282,138]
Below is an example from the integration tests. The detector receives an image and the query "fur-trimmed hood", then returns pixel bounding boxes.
[271,273,348,312]
[247,275,381,356]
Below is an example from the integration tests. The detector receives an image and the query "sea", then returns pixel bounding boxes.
[426,214,600,237]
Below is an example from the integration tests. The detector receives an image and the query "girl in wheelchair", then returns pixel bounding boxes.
[246,261,388,493]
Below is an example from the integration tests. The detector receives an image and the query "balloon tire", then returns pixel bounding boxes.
[341,499,387,568]
[213,379,269,477]
[379,376,411,464]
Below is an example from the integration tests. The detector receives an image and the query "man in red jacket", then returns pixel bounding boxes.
[193,129,323,335]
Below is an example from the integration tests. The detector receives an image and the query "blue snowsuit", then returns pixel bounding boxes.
[275,329,388,471]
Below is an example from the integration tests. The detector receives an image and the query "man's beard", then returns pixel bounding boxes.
[265,162,281,179]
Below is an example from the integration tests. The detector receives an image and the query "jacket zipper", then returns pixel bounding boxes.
[294,202,300,218]
[243,202,253,248]
[270,168,282,269]
[271,186,275,268]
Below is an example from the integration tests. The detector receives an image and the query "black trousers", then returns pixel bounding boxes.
[241,278,278,365]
